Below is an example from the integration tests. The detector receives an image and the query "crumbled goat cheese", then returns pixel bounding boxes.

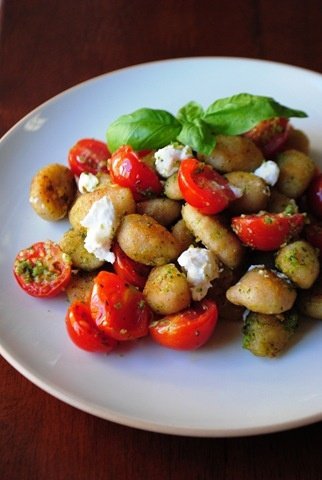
[78,172,99,193]
[178,246,220,301]
[254,161,280,186]
[154,144,192,178]
[80,196,118,263]
[229,184,243,198]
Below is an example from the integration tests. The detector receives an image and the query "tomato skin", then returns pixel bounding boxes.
[149,299,218,350]
[178,158,236,215]
[90,271,152,341]
[231,213,305,251]
[66,301,117,353]
[13,241,71,297]
[109,145,163,201]
[306,174,322,219]
[68,138,110,176]
[244,117,290,158]
[112,243,151,289]
[305,221,322,252]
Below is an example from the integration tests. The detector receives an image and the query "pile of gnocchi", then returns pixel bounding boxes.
[13,95,322,357]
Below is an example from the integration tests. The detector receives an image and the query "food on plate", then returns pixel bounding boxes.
[14,92,322,357]
[226,266,297,314]
[29,163,76,221]
[242,310,298,358]
[13,241,71,297]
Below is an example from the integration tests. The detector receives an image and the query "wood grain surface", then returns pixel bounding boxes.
[1,1,322,479]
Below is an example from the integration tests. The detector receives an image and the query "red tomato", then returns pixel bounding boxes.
[149,299,218,350]
[90,271,152,341]
[112,243,151,289]
[109,145,162,201]
[13,241,71,297]
[66,301,117,353]
[68,138,110,176]
[231,212,305,251]
[306,174,322,219]
[178,158,236,214]
[244,117,290,158]
[305,221,322,252]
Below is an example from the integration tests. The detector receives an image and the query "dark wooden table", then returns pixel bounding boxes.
[1,1,322,479]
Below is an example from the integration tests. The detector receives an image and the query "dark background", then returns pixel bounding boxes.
[1,1,322,479]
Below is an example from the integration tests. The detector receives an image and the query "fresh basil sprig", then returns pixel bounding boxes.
[106,108,181,153]
[106,93,307,155]
[203,93,308,135]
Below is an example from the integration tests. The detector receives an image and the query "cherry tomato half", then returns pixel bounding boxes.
[244,117,290,158]
[109,145,163,201]
[68,138,110,176]
[112,243,151,289]
[178,158,236,215]
[306,174,322,219]
[66,301,117,353]
[149,299,218,350]
[231,212,305,251]
[90,271,152,341]
[13,241,71,297]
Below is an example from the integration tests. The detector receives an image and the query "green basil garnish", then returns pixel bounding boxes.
[106,93,308,154]
[203,93,307,135]
[106,108,181,153]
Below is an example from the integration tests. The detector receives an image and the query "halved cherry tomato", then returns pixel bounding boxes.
[244,117,290,158]
[109,145,162,201]
[68,138,110,176]
[149,299,218,350]
[90,271,152,341]
[306,174,322,219]
[112,243,151,289]
[178,158,236,214]
[231,212,305,251]
[13,241,71,297]
[66,301,117,353]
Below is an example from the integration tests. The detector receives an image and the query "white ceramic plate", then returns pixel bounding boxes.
[1,57,322,437]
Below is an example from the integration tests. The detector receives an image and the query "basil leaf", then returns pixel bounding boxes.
[106,108,182,152]
[203,93,308,135]
[177,118,216,155]
[177,101,204,123]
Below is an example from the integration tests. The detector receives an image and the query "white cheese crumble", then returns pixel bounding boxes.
[80,196,118,263]
[154,144,193,178]
[229,184,243,198]
[254,160,280,186]
[177,246,220,301]
[78,172,99,193]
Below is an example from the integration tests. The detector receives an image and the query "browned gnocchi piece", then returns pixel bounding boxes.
[143,263,191,315]
[69,184,135,229]
[171,219,195,253]
[242,311,298,358]
[198,134,264,173]
[226,266,297,314]
[164,173,184,200]
[275,240,320,289]
[266,189,298,213]
[29,163,77,221]
[65,270,98,304]
[181,203,244,269]
[116,214,181,266]
[298,279,322,319]
[59,228,105,271]
[282,127,310,154]
[136,198,181,226]
[276,149,315,198]
[225,171,270,214]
